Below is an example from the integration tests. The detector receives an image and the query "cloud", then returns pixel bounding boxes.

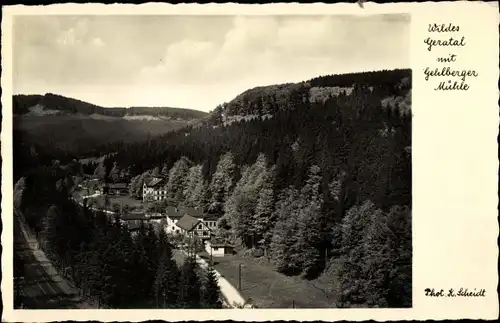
[91,37,105,47]
[138,15,409,88]
[13,14,409,111]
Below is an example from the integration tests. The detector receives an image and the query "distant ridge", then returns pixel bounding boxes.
[13,93,208,120]
[203,68,411,127]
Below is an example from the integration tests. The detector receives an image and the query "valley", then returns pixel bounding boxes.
[13,68,412,310]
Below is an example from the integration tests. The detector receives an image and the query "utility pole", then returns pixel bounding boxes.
[292,300,295,308]
[325,247,328,269]
[237,263,242,291]
[210,242,213,266]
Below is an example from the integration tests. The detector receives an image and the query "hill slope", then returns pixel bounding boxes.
[13,93,208,120]
[210,68,411,127]
[12,93,208,157]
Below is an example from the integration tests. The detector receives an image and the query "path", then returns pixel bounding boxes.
[14,216,87,309]
[179,250,247,308]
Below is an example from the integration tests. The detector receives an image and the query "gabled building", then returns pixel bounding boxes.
[205,240,235,257]
[176,214,211,241]
[143,177,167,202]
[165,206,184,235]
[164,206,213,240]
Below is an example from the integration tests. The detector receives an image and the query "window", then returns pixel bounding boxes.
[203,231,208,236]
[213,247,219,251]
[198,224,203,229]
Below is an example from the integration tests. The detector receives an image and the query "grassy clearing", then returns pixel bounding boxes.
[74,190,143,211]
[198,251,337,308]
[108,195,143,209]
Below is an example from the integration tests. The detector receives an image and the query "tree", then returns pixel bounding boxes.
[209,152,236,215]
[183,164,207,209]
[334,201,412,307]
[109,162,121,183]
[152,166,161,178]
[14,177,26,213]
[41,205,61,258]
[93,161,107,180]
[166,157,191,203]
[201,266,223,308]
[224,153,272,248]
[296,165,325,279]
[178,257,201,308]
[269,187,302,275]
[154,248,180,308]
[161,163,169,178]
[253,166,276,248]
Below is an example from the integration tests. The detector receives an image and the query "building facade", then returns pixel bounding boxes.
[143,177,167,202]
[164,206,213,240]
[205,241,235,257]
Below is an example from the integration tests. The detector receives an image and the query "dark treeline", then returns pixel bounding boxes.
[13,93,208,120]
[14,164,223,309]
[222,68,411,116]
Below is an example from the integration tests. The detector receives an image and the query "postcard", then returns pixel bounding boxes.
[1,1,498,321]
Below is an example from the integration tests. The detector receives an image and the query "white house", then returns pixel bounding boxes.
[205,240,235,257]
[165,206,184,235]
[176,214,211,241]
[164,206,213,240]
[143,177,167,202]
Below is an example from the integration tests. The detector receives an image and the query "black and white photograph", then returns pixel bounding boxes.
[11,12,412,310]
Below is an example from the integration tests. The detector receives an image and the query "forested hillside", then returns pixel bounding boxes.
[14,68,412,308]
[12,93,208,158]
[13,93,208,119]
[102,69,412,307]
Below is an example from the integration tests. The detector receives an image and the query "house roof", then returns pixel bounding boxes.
[108,183,128,189]
[178,206,205,219]
[176,214,201,232]
[147,212,164,219]
[145,177,164,187]
[210,243,234,248]
[204,215,219,221]
[166,206,182,219]
[127,220,144,231]
[121,212,148,221]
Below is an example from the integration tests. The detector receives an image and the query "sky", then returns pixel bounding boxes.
[13,14,410,112]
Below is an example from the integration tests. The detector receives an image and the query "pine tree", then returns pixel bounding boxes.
[42,205,62,259]
[161,163,170,178]
[13,177,26,213]
[296,165,325,279]
[253,166,276,248]
[178,257,201,308]
[152,166,161,178]
[154,248,180,308]
[269,187,302,275]
[129,175,140,197]
[109,162,121,183]
[202,266,223,308]
[336,200,384,307]
[93,160,107,180]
